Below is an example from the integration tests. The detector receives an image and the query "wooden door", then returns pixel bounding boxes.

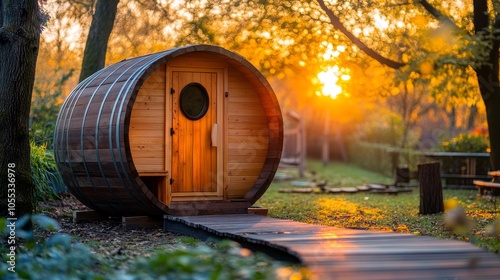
[171,70,222,199]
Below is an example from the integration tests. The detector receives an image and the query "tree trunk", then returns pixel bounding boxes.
[466,105,478,131]
[0,1,41,217]
[482,89,500,189]
[418,162,444,215]
[473,0,500,192]
[78,0,119,82]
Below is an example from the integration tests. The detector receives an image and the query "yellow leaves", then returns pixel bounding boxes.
[395,224,410,233]
[412,15,429,29]
[315,197,383,229]
[444,197,461,212]
[401,53,411,63]
[419,60,434,76]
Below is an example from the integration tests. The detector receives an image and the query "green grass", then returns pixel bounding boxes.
[257,160,500,254]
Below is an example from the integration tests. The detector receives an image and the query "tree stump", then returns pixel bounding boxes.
[395,166,410,186]
[418,162,444,215]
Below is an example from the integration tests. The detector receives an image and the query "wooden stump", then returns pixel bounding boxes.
[418,162,444,215]
[395,166,410,185]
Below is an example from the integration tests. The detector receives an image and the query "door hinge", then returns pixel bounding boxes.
[170,178,174,185]
[170,88,175,94]
[170,128,175,135]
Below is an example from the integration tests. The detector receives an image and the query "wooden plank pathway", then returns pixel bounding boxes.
[164,214,500,279]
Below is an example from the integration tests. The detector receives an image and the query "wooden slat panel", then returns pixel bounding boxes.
[130,65,166,173]
[227,122,268,130]
[135,95,165,103]
[128,150,164,159]
[225,67,270,199]
[228,175,259,182]
[228,169,265,176]
[129,129,164,137]
[137,89,165,96]
[131,101,164,110]
[128,109,164,117]
[130,116,165,124]
[227,154,267,163]
[228,129,269,136]
[228,142,268,150]
[167,52,228,69]
[228,135,269,144]
[135,164,165,172]
[129,123,164,131]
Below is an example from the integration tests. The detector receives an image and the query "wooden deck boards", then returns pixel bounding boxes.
[164,214,500,279]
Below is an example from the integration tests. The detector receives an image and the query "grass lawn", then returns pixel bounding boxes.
[257,160,500,254]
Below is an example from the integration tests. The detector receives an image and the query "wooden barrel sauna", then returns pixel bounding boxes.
[54,45,283,217]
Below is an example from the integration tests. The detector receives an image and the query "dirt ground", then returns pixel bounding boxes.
[38,192,183,267]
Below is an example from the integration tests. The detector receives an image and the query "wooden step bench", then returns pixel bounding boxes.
[473,180,500,196]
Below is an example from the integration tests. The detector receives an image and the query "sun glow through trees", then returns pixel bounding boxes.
[317,66,350,99]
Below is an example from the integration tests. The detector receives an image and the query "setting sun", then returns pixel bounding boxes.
[317,66,350,99]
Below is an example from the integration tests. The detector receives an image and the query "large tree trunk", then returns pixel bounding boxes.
[78,0,119,82]
[473,0,500,188]
[0,1,41,217]
[477,86,500,194]
[480,87,500,182]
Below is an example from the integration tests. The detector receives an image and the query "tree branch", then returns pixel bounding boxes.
[417,0,461,31]
[316,0,405,69]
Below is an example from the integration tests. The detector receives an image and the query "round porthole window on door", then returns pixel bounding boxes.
[179,82,209,120]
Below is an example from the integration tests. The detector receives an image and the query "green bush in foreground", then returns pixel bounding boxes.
[30,141,59,203]
[1,215,105,280]
[1,215,306,280]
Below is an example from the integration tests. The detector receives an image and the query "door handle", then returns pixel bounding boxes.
[211,123,218,147]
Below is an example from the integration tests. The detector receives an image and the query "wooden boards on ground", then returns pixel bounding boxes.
[164,214,500,279]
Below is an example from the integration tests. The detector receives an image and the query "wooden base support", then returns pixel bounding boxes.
[248,207,268,216]
[73,210,108,223]
[122,216,162,229]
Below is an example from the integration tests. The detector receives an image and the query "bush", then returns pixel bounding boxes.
[439,133,490,153]
[30,141,59,202]
[125,238,305,280]
[1,215,307,280]
[0,215,106,280]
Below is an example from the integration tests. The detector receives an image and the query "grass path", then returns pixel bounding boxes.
[257,160,500,254]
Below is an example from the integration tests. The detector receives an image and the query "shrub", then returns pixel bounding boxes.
[439,133,490,153]
[124,238,305,280]
[1,216,307,280]
[0,215,106,280]
[30,141,59,202]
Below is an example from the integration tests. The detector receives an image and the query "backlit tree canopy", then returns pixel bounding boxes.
[34,0,498,165]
